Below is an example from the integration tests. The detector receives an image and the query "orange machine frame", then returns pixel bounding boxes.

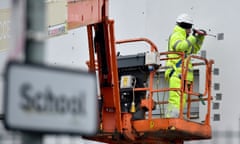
[68,1,214,143]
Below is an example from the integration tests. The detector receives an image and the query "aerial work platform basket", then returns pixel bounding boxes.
[115,39,214,143]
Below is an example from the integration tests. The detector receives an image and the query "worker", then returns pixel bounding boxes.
[165,13,206,118]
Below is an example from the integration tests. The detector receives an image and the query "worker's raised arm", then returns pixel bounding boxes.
[169,30,197,52]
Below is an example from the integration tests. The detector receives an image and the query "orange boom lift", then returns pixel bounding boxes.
[68,0,214,143]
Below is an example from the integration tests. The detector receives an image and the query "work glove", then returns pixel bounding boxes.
[192,28,207,36]
[199,29,207,35]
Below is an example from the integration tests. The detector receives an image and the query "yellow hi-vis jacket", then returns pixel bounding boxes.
[165,25,204,81]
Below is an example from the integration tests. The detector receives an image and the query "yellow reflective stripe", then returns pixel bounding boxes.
[173,39,192,52]
[186,39,192,48]
[173,40,181,51]
[190,46,194,54]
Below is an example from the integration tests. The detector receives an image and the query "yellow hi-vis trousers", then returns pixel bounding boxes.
[165,76,189,118]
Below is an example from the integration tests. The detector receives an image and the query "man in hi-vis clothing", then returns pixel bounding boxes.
[165,13,205,118]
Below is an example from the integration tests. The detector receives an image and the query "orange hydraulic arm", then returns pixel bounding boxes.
[90,20,122,133]
[68,0,122,133]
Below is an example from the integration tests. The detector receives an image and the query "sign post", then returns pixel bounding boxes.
[17,0,46,143]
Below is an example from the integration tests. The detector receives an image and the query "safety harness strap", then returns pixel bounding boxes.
[169,59,182,78]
